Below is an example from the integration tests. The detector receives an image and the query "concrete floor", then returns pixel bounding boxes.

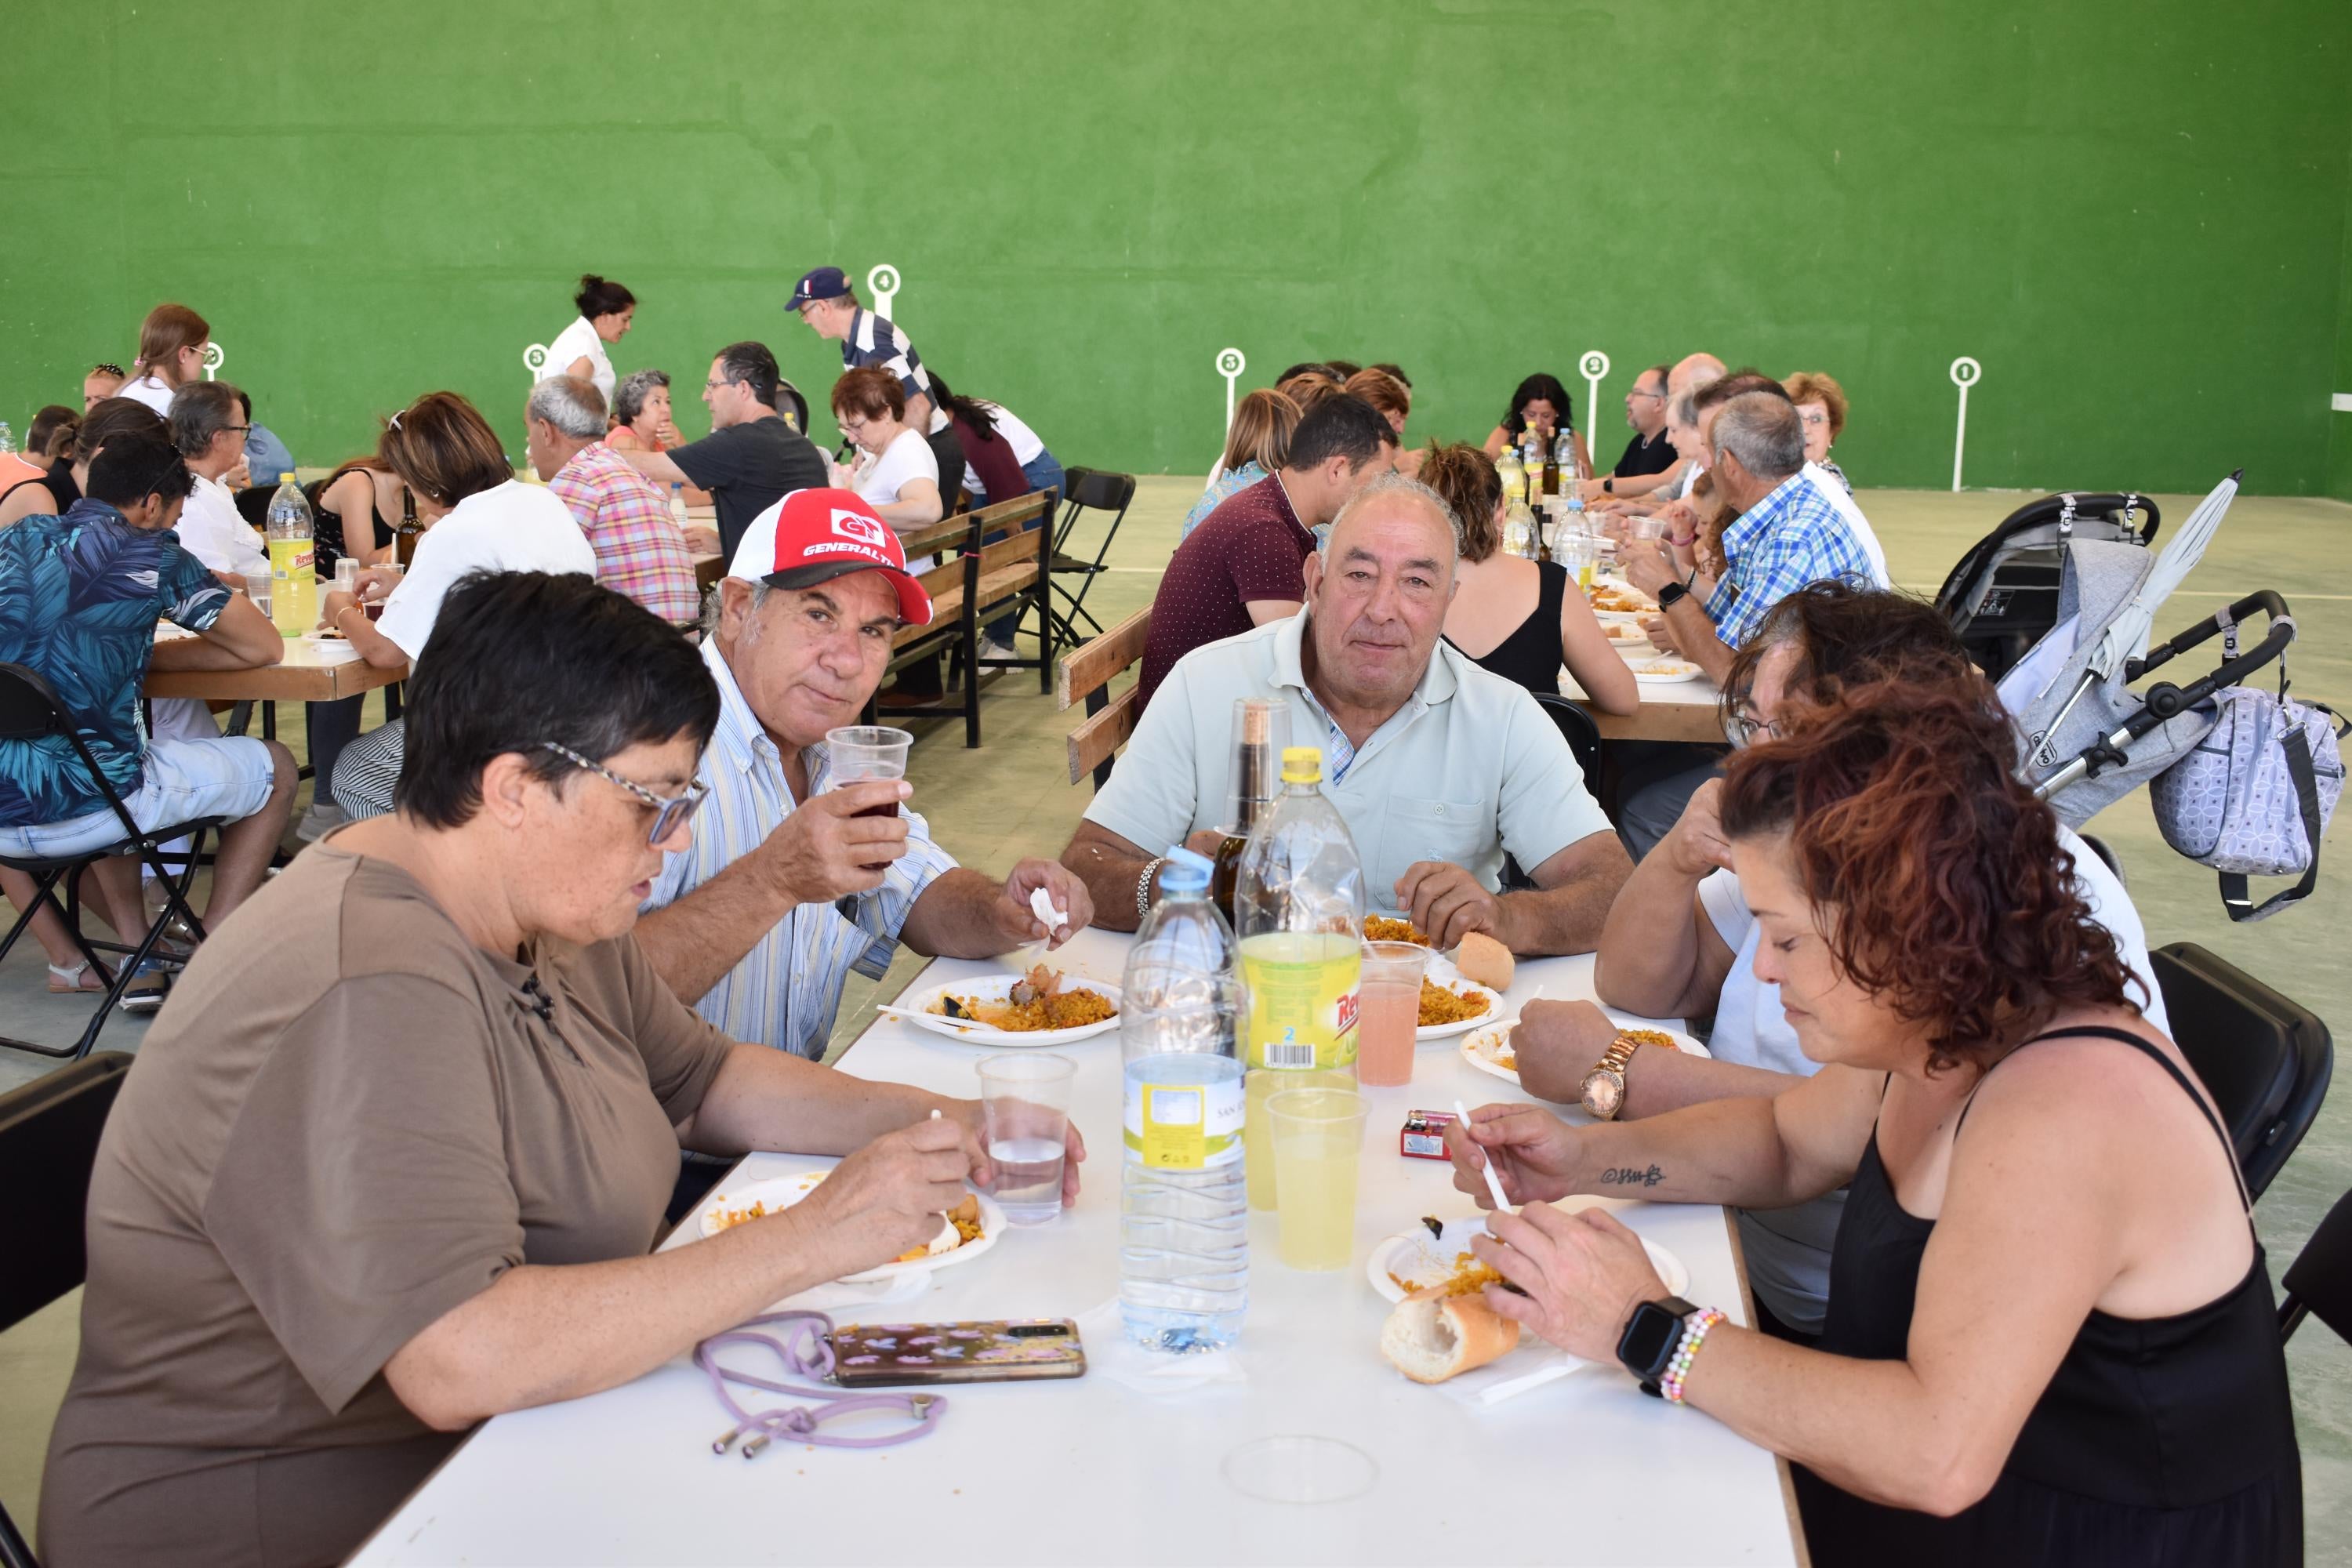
[2,479,2347,1555]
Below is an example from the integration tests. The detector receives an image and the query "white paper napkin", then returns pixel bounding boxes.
[1073,1300,1248,1393]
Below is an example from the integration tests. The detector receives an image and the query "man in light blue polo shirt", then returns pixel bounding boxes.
[1061,473,1632,954]
[635,488,1091,1060]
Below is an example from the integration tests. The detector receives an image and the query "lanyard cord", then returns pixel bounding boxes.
[696,1311,946,1457]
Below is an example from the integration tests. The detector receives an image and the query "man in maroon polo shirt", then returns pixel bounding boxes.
[1138,394,1396,708]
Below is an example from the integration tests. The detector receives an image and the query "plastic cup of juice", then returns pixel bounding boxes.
[1245,1065,1355,1211]
[1355,941,1429,1087]
[1266,1087,1370,1271]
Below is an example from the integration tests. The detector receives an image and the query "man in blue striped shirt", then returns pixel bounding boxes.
[789,266,935,434]
[636,488,1091,1061]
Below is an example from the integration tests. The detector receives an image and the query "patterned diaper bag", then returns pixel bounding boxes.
[2150,684,2346,921]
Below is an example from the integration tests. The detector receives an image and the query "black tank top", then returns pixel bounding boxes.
[307,463,395,575]
[1795,1025,2302,1566]
[1454,558,1566,697]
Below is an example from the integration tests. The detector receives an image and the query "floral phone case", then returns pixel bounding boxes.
[828,1319,1087,1387]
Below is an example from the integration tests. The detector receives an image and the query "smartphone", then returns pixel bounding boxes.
[829,1319,1086,1387]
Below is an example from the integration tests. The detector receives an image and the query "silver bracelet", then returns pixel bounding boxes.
[1135,856,1168,924]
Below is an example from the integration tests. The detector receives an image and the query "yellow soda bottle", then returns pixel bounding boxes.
[264,476,318,636]
[1233,746,1364,1209]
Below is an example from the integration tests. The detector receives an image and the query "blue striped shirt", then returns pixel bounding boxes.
[644,638,958,1059]
[844,309,931,404]
[1704,470,1875,648]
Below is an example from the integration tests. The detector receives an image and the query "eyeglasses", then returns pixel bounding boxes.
[538,742,708,844]
[222,425,252,437]
[1722,695,1782,750]
[1631,387,1666,401]
[704,376,742,393]
[1798,411,1830,427]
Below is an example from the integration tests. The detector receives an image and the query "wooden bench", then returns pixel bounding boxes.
[1055,606,1150,788]
[867,490,1058,749]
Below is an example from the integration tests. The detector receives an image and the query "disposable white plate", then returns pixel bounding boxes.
[1460,1018,1709,1087]
[892,974,1123,1046]
[1635,660,1704,684]
[698,1170,1005,1283]
[1368,1214,1690,1304]
[300,633,363,662]
[1415,958,1504,1042]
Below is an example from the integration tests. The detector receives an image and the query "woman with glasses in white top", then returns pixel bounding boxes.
[826,368,942,534]
[118,303,211,416]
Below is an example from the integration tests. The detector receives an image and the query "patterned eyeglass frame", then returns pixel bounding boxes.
[537,742,707,844]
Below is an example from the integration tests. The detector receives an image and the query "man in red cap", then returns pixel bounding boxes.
[634,488,1093,1062]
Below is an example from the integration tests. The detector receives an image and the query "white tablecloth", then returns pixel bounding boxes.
[348,930,1798,1566]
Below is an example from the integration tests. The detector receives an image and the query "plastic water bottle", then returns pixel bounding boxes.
[669,482,690,528]
[264,476,318,636]
[1120,847,1249,1352]
[0,422,14,456]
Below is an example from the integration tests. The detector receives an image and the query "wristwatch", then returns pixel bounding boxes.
[1579,1033,1643,1120]
[1601,476,1615,494]
[1134,856,1167,924]
[1617,1294,1699,1394]
[1656,580,1690,611]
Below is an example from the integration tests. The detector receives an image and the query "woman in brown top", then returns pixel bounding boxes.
[39,572,1083,1568]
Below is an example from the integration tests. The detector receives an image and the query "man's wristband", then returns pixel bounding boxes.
[1134,856,1167,924]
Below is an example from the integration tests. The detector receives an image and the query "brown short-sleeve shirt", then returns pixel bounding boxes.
[38,843,734,1568]
[1138,473,1312,709]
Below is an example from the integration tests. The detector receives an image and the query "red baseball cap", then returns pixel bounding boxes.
[725,488,933,626]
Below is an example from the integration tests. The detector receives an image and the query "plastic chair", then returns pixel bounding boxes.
[2077,832,2125,887]
[1043,468,1135,644]
[0,1051,133,1567]
[2151,942,2333,1202]
[2280,1183,2352,1343]
[0,663,223,1060]
[1498,695,1607,891]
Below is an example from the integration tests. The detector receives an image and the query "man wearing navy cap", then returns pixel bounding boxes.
[634,487,1091,1062]
[789,266,935,434]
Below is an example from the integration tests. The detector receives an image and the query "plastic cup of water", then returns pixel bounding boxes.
[1265,1087,1370,1270]
[978,1053,1076,1225]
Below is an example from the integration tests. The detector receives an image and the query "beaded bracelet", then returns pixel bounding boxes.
[1659,1308,1727,1405]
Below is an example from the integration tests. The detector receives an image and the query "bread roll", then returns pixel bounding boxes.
[1380,1287,1523,1384]
[1454,931,1515,992]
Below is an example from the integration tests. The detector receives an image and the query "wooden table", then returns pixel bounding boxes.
[348,931,1798,1567]
[1563,663,1728,743]
[145,637,408,703]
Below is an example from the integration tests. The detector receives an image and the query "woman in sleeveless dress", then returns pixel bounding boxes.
[1446,676,2299,1566]
[1422,443,1635,713]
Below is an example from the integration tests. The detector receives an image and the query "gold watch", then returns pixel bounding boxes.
[1579,1034,1643,1121]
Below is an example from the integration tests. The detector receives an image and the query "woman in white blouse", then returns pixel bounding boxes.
[541,274,636,409]
[827,367,942,532]
[118,303,211,416]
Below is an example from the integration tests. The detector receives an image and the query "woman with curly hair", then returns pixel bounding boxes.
[1447,677,2299,1566]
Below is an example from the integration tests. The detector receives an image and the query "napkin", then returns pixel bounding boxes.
[1437,1346,1599,1408]
[1073,1300,1248,1394]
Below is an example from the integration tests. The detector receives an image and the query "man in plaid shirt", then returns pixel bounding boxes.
[526,376,702,625]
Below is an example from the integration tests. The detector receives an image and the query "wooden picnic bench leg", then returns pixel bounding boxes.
[962,553,982,750]
[1085,685,1114,790]
[1034,494,1055,693]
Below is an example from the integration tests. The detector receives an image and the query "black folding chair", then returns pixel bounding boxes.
[0,663,225,1060]
[2280,1183,2352,1343]
[1040,467,1135,644]
[1500,695,1608,891]
[0,1051,133,1568]
[2152,942,2333,1203]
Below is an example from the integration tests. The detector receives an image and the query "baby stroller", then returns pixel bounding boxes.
[1936,491,2160,681]
[1998,474,2340,918]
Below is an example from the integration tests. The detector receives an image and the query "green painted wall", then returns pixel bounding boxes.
[4,1,2350,496]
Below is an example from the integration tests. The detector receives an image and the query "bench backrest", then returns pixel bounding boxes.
[1055,607,1150,786]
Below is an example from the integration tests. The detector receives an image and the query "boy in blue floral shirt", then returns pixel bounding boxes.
[0,432,294,1000]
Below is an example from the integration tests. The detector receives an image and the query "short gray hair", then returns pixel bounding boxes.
[526,375,606,440]
[1323,470,1463,568]
[614,368,670,426]
[168,379,241,459]
[1709,391,1805,483]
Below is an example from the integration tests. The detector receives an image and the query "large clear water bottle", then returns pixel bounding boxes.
[264,476,318,637]
[1120,847,1249,1352]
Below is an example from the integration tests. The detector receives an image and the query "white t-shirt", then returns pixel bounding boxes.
[543,316,615,409]
[985,405,1046,466]
[1804,460,1889,588]
[118,376,177,416]
[1693,824,2168,1332]
[174,474,269,582]
[375,481,596,660]
[852,428,938,521]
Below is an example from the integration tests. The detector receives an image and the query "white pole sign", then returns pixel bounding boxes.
[1580,350,1610,461]
[202,343,226,382]
[521,343,549,381]
[868,264,901,321]
[1217,347,1247,437]
[1950,357,1981,492]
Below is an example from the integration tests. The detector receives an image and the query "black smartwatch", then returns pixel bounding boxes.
[1616,1295,1698,1395]
[1602,476,1614,494]
[1656,580,1690,611]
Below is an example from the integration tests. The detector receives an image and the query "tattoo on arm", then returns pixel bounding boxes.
[1599,1164,1665,1188]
